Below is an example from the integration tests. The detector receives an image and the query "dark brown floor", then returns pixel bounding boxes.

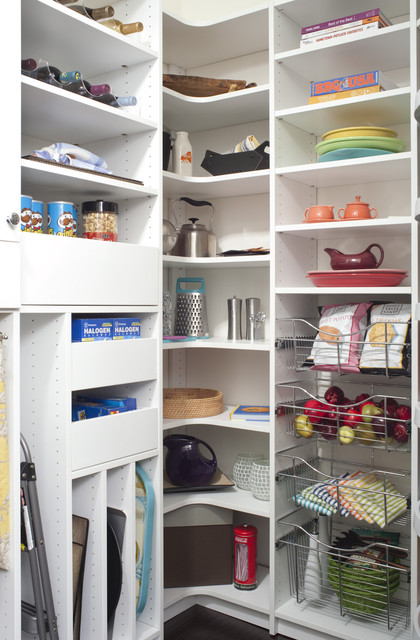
[164,605,294,639]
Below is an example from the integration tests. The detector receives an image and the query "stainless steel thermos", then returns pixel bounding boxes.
[227,296,242,340]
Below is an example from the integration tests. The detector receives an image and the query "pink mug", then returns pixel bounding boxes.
[304,205,335,222]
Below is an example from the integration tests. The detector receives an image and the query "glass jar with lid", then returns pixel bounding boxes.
[82,200,118,242]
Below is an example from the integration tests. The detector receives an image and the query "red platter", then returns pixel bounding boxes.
[306,269,408,287]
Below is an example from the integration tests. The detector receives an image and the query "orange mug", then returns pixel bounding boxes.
[303,205,335,222]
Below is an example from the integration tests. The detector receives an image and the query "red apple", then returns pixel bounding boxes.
[342,407,362,429]
[324,385,345,405]
[371,415,394,439]
[378,398,399,415]
[304,399,327,425]
[395,405,411,422]
[355,393,370,404]
[320,423,338,440]
[393,421,410,444]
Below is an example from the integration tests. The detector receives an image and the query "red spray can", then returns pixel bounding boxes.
[234,524,257,590]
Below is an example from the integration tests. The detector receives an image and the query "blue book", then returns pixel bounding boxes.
[230,405,269,421]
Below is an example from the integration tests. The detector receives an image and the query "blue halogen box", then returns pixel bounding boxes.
[113,318,141,340]
[72,318,113,342]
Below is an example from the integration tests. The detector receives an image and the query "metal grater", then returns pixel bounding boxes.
[174,278,209,337]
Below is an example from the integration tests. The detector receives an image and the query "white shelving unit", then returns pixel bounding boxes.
[161,1,273,630]
[0,1,163,638]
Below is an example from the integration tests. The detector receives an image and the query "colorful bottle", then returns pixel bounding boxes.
[101,19,143,35]
[64,79,111,97]
[172,131,192,176]
[34,65,81,87]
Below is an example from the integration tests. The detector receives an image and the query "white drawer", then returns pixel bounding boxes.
[72,407,158,471]
[71,338,157,390]
[21,234,159,305]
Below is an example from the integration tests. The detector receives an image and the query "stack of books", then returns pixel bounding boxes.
[301,8,391,48]
[308,70,398,105]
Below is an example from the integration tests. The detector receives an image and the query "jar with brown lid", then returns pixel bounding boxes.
[82,200,118,242]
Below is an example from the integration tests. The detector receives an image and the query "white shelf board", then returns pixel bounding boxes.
[22,0,157,75]
[275,286,411,295]
[163,84,269,132]
[163,337,270,351]
[275,88,411,137]
[276,217,412,239]
[273,0,408,28]
[163,485,270,517]
[164,565,270,613]
[22,77,157,144]
[163,6,269,68]
[163,169,270,198]
[163,255,270,269]
[135,622,160,640]
[21,158,157,202]
[275,597,410,640]
[163,405,271,433]
[276,152,411,187]
[274,23,410,79]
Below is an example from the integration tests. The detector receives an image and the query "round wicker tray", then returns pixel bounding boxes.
[163,388,224,419]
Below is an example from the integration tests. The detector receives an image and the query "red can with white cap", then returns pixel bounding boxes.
[234,524,257,590]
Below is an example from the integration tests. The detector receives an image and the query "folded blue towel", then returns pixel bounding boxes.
[34,142,112,174]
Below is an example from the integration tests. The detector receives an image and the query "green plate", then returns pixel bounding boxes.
[315,136,405,156]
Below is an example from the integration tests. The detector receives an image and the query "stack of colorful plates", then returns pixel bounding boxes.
[316,126,405,163]
[306,269,408,287]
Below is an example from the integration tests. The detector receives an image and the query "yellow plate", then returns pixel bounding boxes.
[322,126,398,141]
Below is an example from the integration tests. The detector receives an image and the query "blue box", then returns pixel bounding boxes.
[72,402,129,421]
[113,318,141,340]
[72,318,113,342]
[76,396,137,411]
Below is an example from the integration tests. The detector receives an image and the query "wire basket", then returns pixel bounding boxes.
[163,388,224,419]
[276,318,411,378]
[275,383,411,452]
[276,519,410,632]
[276,450,410,528]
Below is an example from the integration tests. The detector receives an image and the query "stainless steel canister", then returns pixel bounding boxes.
[227,296,242,340]
[245,298,265,341]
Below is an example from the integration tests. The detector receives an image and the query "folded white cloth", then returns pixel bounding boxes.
[34,142,112,174]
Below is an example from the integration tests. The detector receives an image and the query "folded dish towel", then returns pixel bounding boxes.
[34,142,112,174]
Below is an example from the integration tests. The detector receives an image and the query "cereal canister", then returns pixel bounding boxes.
[31,200,44,233]
[47,201,76,236]
[82,200,118,242]
[20,195,33,232]
[234,524,257,590]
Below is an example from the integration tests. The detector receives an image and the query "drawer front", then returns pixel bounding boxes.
[0,241,20,308]
[21,234,159,305]
[72,338,157,390]
[72,408,158,471]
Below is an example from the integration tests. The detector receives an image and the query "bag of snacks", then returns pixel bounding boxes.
[359,303,411,376]
[309,303,371,373]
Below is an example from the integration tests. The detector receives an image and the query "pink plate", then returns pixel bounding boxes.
[306,269,408,287]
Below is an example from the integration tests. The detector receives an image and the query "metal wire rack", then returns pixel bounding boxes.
[276,451,410,528]
[275,318,411,378]
[275,383,411,452]
[276,518,410,632]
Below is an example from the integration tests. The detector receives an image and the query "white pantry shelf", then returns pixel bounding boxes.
[274,22,410,79]
[163,485,270,518]
[276,152,411,187]
[275,88,411,137]
[163,405,271,433]
[163,337,270,351]
[163,254,270,269]
[163,169,270,198]
[22,77,157,144]
[21,158,158,202]
[276,217,412,238]
[163,6,269,68]
[22,0,157,75]
[275,286,411,295]
[164,565,270,614]
[163,84,269,133]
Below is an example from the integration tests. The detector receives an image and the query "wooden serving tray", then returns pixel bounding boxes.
[163,74,256,97]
